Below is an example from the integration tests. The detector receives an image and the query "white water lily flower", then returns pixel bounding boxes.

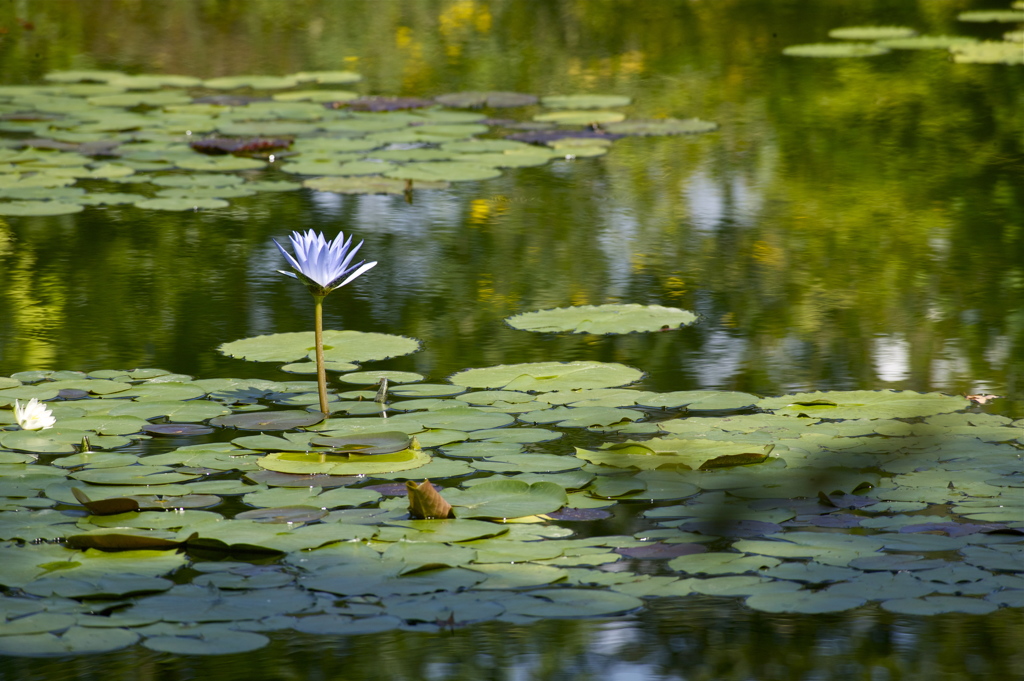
[14,398,56,431]
[274,229,377,296]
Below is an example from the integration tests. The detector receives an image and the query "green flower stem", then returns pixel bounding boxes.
[313,294,329,415]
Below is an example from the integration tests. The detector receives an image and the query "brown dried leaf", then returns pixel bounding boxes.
[406,479,453,519]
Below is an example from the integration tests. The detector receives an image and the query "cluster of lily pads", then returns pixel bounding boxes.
[0,70,717,216]
[0,302,1020,656]
[783,4,1024,63]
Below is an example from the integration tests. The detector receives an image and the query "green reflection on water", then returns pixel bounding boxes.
[0,0,1021,674]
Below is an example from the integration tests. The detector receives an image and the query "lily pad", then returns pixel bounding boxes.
[133,197,229,211]
[957,10,1024,22]
[746,591,866,614]
[209,411,325,431]
[219,331,421,363]
[876,35,979,50]
[450,361,644,392]
[507,304,697,335]
[828,26,917,40]
[0,627,140,656]
[782,43,890,58]
[0,200,84,216]
[434,91,538,108]
[541,94,632,109]
[258,447,430,476]
[577,439,773,471]
[304,176,444,194]
[533,110,626,125]
[383,162,501,182]
[442,479,568,519]
[951,41,1024,65]
[756,390,969,419]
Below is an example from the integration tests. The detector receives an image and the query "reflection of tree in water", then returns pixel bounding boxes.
[4,608,1020,679]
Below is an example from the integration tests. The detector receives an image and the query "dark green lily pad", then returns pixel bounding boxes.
[234,506,328,524]
[0,626,140,656]
[143,629,270,655]
[210,411,324,431]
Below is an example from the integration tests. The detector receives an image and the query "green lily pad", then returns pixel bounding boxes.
[143,629,269,655]
[383,162,501,182]
[292,70,362,84]
[828,26,917,40]
[782,43,891,58]
[133,197,229,211]
[877,35,979,50]
[951,41,1024,65]
[756,390,969,419]
[442,479,568,519]
[639,390,758,411]
[957,10,1024,22]
[577,439,773,471]
[507,304,697,335]
[258,447,430,476]
[746,591,866,614]
[209,411,325,431]
[0,626,140,656]
[434,91,538,108]
[70,465,204,486]
[304,176,442,194]
[533,110,625,125]
[504,588,642,618]
[450,361,643,392]
[0,201,84,216]
[338,371,423,385]
[541,94,631,109]
[219,331,421,363]
[309,431,411,455]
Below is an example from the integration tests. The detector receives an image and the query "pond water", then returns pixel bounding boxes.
[0,1,1022,679]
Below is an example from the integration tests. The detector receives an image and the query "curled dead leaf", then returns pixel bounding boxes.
[406,479,453,519]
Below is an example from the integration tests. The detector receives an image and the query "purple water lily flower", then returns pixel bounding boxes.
[274,229,377,296]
